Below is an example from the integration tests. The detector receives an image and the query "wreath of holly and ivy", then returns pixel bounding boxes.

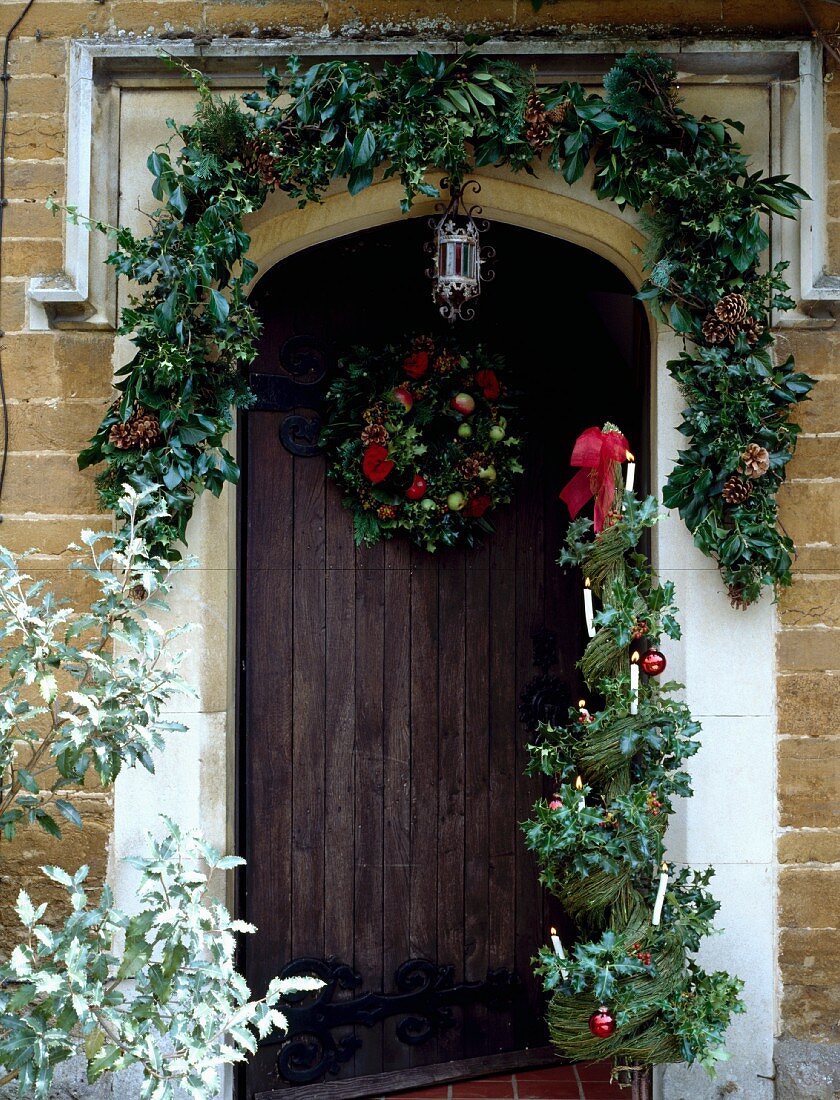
[320,338,525,550]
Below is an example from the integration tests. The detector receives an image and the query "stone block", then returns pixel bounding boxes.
[110,1,202,34]
[778,738,840,828]
[4,113,64,159]
[1,332,114,399]
[4,199,64,238]
[788,436,840,482]
[779,867,840,929]
[1,237,64,278]
[8,37,67,78]
[779,578,840,628]
[793,545,840,574]
[779,830,840,864]
[781,980,840,1044]
[0,279,27,333]
[204,0,325,32]
[778,672,839,736]
[777,629,840,672]
[8,75,66,115]
[0,515,105,554]
[777,482,840,547]
[0,452,99,513]
[328,0,512,30]
[0,0,109,37]
[4,158,65,202]
[7,399,107,453]
[775,1037,840,1099]
[773,330,839,381]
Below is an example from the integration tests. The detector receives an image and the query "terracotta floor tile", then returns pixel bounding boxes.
[451,1080,515,1098]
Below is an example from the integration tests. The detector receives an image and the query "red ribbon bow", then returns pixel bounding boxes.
[559,426,630,532]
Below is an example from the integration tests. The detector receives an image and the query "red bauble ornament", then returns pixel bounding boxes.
[392,386,414,412]
[361,444,394,484]
[640,649,667,677]
[588,1005,616,1038]
[406,475,428,501]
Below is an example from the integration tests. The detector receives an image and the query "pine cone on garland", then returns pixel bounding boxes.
[363,402,387,425]
[701,315,732,346]
[741,442,771,479]
[524,91,550,150]
[240,138,281,187]
[740,316,765,346]
[545,100,571,127]
[714,292,749,324]
[721,474,752,505]
[108,404,162,451]
[433,351,460,375]
[361,423,389,446]
[377,504,398,521]
[459,457,481,480]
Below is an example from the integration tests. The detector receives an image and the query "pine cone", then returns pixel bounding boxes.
[701,315,732,346]
[740,316,765,345]
[241,137,282,187]
[363,402,387,425]
[459,457,481,480]
[721,474,752,505]
[742,442,771,479]
[524,91,550,150]
[361,424,389,446]
[377,504,397,521]
[108,405,162,451]
[545,100,570,127]
[714,292,749,324]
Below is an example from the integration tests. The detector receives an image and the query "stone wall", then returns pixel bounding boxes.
[0,0,837,1092]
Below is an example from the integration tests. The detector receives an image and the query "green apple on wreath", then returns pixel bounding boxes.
[320,336,525,551]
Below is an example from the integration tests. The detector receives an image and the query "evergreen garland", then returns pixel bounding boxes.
[523,465,744,1074]
[67,49,814,604]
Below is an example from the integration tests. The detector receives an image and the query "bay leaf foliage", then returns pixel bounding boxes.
[72,49,813,603]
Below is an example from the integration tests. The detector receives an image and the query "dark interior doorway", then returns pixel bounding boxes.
[237,219,648,1100]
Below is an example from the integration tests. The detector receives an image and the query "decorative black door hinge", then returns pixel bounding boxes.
[249,335,329,457]
[261,956,522,1085]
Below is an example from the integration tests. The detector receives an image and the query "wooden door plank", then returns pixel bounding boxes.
[325,479,357,968]
[245,413,295,994]
[463,539,490,1060]
[354,542,386,1079]
[487,505,517,1057]
[292,454,327,960]
[408,544,439,1069]
[436,546,466,1065]
[382,537,412,1072]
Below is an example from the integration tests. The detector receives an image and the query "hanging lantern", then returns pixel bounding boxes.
[425,178,495,323]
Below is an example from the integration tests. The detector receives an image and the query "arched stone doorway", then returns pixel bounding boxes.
[237,219,650,1098]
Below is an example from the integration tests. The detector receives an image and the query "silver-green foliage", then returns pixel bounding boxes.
[0,819,322,1098]
[0,484,190,842]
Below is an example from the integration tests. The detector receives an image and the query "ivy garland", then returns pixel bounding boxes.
[321,337,525,551]
[70,48,815,604]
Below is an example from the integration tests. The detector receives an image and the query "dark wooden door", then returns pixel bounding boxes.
[239,221,646,1099]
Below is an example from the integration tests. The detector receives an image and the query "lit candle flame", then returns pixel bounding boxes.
[550,926,557,936]
[584,576,591,589]
[575,776,583,791]
[626,451,634,462]
[578,699,586,708]
[631,651,640,664]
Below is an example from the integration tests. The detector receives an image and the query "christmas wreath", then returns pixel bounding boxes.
[320,338,525,550]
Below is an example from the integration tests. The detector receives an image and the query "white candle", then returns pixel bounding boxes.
[651,862,669,926]
[575,775,585,810]
[630,652,640,715]
[549,926,568,979]
[625,451,635,494]
[583,577,595,638]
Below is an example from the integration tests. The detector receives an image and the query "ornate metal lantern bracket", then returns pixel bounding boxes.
[425,178,495,324]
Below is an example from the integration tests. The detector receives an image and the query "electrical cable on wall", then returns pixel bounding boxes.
[0,0,37,515]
